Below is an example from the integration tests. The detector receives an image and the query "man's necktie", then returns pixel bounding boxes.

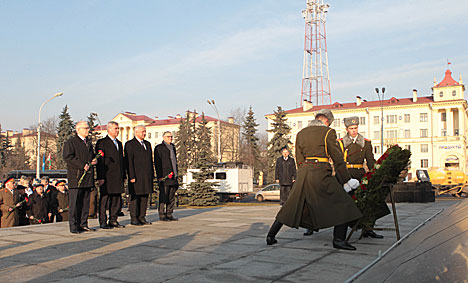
[141,140,146,150]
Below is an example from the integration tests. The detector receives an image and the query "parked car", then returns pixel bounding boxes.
[255,184,280,202]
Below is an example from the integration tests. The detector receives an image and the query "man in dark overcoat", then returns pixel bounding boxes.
[41,176,58,223]
[338,116,388,238]
[154,131,179,221]
[266,109,362,250]
[275,147,296,206]
[96,121,126,229]
[124,125,154,225]
[63,121,97,233]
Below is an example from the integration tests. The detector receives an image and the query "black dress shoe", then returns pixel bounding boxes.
[80,226,96,232]
[139,219,152,225]
[131,221,142,226]
[100,224,113,229]
[109,221,125,228]
[117,211,125,216]
[363,230,384,239]
[159,217,170,222]
[167,216,178,221]
[304,229,314,236]
[333,239,356,251]
[266,236,278,245]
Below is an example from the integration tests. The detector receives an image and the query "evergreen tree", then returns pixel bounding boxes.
[242,106,260,176]
[87,112,101,146]
[266,106,292,183]
[174,111,194,181]
[56,105,74,169]
[189,111,199,167]
[188,113,218,206]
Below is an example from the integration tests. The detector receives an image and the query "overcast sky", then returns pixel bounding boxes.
[1,0,467,131]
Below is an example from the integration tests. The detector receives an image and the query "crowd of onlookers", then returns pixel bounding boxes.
[0,176,70,228]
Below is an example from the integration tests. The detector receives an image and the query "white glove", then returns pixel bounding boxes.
[343,178,360,193]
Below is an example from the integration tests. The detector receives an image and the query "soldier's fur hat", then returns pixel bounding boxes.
[315,109,334,124]
[344,116,359,128]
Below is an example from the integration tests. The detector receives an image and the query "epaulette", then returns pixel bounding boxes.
[364,138,371,141]
[338,138,343,141]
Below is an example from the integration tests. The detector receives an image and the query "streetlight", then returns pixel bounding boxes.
[207,99,221,163]
[36,92,63,179]
[375,87,386,156]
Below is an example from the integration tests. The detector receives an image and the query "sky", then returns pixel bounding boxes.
[1,0,468,131]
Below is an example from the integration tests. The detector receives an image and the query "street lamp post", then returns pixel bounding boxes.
[207,99,221,163]
[36,92,63,179]
[375,87,386,156]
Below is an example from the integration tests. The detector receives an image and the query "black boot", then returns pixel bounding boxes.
[266,220,283,245]
[363,230,384,239]
[333,238,356,250]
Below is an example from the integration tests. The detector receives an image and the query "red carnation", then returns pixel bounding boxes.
[168,172,174,179]
[360,184,367,191]
[97,150,104,157]
[352,195,357,200]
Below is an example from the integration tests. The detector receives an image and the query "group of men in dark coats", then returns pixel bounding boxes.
[267,109,384,251]
[63,121,179,234]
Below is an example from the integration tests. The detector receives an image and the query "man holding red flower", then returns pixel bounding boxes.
[154,131,179,221]
[63,121,97,233]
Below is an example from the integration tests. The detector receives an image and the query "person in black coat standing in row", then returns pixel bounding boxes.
[96,121,126,229]
[125,125,154,226]
[154,131,179,221]
[275,147,297,206]
[63,121,97,234]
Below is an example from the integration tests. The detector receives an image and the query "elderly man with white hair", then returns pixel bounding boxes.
[63,120,97,234]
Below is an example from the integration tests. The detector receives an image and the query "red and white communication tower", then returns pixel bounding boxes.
[300,0,332,106]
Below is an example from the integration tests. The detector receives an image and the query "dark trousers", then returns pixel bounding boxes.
[280,185,292,205]
[158,183,177,218]
[99,193,122,225]
[89,188,98,217]
[130,194,148,222]
[69,188,91,231]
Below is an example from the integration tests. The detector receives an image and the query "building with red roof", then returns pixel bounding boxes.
[265,67,467,178]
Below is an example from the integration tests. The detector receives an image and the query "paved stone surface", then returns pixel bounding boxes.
[0,199,462,282]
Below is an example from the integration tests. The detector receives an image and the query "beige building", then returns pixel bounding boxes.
[265,68,467,179]
[96,111,241,162]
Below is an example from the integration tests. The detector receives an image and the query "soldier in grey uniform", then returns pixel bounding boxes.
[266,109,362,250]
[338,116,387,238]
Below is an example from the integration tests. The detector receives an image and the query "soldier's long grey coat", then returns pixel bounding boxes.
[276,121,361,230]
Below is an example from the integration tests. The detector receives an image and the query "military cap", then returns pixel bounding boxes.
[4,177,15,185]
[315,109,334,124]
[344,116,359,128]
[34,183,44,188]
[55,180,66,186]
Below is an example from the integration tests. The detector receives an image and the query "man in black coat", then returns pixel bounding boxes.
[63,121,97,233]
[96,121,126,229]
[275,147,296,206]
[41,176,58,223]
[124,125,154,226]
[154,131,179,221]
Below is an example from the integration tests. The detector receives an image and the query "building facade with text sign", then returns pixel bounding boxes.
[265,68,467,179]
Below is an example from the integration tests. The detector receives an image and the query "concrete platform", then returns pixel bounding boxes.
[0,199,462,282]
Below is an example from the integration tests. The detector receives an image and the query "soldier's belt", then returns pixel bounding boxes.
[346,164,364,169]
[305,157,329,163]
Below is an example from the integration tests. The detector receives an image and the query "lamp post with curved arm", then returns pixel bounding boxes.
[36,92,63,179]
[207,99,221,163]
[375,87,385,155]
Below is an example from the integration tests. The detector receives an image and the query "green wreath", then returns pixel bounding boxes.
[352,145,411,230]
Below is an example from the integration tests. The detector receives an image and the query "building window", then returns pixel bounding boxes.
[439,91,443,97]
[452,90,457,96]
[441,112,446,122]
[421,144,428,153]
[361,131,366,138]
[360,117,366,125]
[374,146,380,154]
[387,130,398,139]
[421,159,429,168]
[420,113,428,122]
[298,121,303,129]
[148,133,152,139]
[336,132,341,139]
[386,115,397,124]
[374,116,379,125]
[405,145,411,151]
[420,129,428,137]
[155,132,159,138]
[404,130,410,138]
[441,129,447,136]
[374,131,380,140]
[333,119,341,127]
[404,114,410,123]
